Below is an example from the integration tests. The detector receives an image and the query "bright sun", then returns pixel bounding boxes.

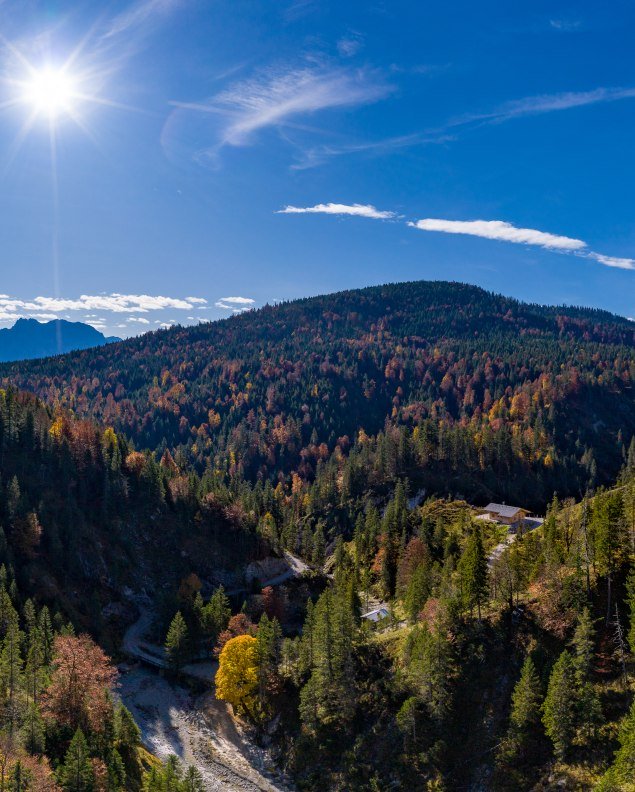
[22,68,77,118]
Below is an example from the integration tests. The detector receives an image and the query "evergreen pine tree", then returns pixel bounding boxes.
[256,613,282,716]
[570,607,595,680]
[458,525,488,619]
[595,696,635,789]
[114,703,142,785]
[510,656,543,736]
[542,651,577,760]
[204,586,231,642]
[396,697,419,751]
[163,754,183,790]
[9,761,32,792]
[183,765,205,791]
[404,620,452,722]
[299,584,356,729]
[311,523,326,568]
[404,563,429,623]
[59,728,94,792]
[20,702,45,755]
[107,749,126,791]
[165,612,189,673]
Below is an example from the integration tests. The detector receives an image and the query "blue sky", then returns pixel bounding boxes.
[0,0,634,336]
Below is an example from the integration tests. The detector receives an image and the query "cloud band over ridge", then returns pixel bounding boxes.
[279,203,635,271]
[407,218,585,251]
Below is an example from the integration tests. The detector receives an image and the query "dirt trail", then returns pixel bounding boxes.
[487,517,544,567]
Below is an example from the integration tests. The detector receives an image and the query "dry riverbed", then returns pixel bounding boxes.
[118,664,291,792]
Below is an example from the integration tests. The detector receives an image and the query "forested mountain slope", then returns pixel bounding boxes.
[1,280,635,789]
[0,389,250,788]
[2,280,634,508]
[0,389,266,639]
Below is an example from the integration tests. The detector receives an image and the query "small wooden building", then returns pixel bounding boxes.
[482,503,530,530]
[361,607,389,623]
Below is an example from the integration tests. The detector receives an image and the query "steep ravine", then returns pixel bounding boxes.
[119,611,293,792]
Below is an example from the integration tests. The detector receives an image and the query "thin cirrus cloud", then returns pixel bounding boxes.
[337,33,364,58]
[103,0,186,39]
[290,84,635,169]
[170,62,393,152]
[295,84,635,169]
[280,204,635,271]
[445,86,635,132]
[278,202,397,220]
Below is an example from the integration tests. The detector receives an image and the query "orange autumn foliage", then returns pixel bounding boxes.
[42,635,117,733]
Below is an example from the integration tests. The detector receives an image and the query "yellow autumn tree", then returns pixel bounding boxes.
[215,634,258,718]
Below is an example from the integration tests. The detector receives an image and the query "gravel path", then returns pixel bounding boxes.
[487,518,544,567]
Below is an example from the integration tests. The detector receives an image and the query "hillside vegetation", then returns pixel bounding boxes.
[2,281,634,509]
[1,282,635,790]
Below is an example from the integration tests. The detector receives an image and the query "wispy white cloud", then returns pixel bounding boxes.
[282,0,318,23]
[550,19,582,32]
[286,83,635,169]
[279,202,397,220]
[103,0,186,39]
[337,33,364,58]
[411,217,635,273]
[408,218,585,250]
[215,296,255,312]
[0,311,23,323]
[282,203,634,273]
[446,87,635,132]
[127,316,151,324]
[173,63,393,152]
[289,132,454,170]
[587,252,635,271]
[28,313,60,321]
[218,296,256,305]
[409,217,635,271]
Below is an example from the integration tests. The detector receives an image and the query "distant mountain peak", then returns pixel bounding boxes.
[0,318,120,363]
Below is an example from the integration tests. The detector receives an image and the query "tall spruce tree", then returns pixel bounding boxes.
[510,656,543,737]
[299,584,356,730]
[542,651,577,760]
[571,607,595,680]
[458,525,488,619]
[165,612,189,673]
[59,728,94,792]
[403,620,453,722]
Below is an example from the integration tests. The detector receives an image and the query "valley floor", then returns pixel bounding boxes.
[119,667,289,792]
[119,609,292,792]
